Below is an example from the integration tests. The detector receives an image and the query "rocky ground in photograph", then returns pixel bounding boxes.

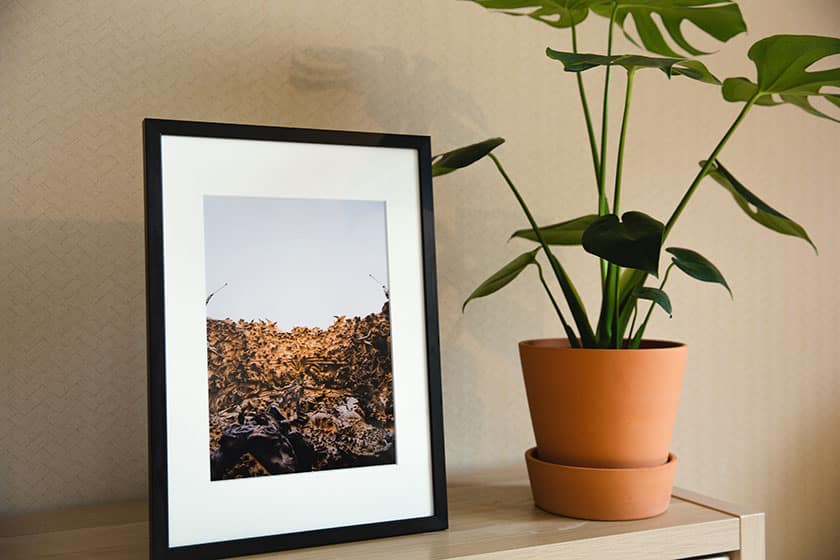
[207,309,395,480]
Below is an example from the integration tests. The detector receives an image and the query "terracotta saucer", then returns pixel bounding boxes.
[524,447,677,521]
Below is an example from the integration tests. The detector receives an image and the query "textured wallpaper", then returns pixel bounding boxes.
[2,1,840,558]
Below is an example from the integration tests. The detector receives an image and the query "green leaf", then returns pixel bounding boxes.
[722,35,840,123]
[673,59,723,84]
[701,159,817,253]
[432,138,505,177]
[634,286,672,316]
[465,0,747,57]
[463,0,590,28]
[582,211,664,275]
[718,78,779,107]
[666,247,731,296]
[510,214,599,244]
[546,49,720,83]
[462,248,540,311]
[488,154,596,346]
[591,1,747,58]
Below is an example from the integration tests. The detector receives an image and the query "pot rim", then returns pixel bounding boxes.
[519,338,686,351]
[526,447,678,472]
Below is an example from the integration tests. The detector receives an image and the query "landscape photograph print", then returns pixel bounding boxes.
[203,195,395,481]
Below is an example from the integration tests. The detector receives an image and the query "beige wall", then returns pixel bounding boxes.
[1,1,838,558]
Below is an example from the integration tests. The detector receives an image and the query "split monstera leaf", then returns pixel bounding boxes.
[545,50,720,84]
[722,34,840,123]
[465,0,747,58]
[434,2,837,348]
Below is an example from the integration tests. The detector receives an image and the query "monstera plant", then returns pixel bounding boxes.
[434,1,837,350]
[432,1,838,521]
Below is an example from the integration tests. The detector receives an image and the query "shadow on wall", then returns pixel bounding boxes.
[0,45,491,515]
[288,45,525,472]
[288,46,486,139]
[0,218,148,513]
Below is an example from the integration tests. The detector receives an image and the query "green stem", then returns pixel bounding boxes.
[600,259,608,292]
[663,95,758,239]
[597,2,618,217]
[571,23,601,189]
[631,263,674,347]
[613,69,635,215]
[627,301,639,345]
[596,264,615,345]
[595,3,619,329]
[612,264,621,348]
[536,261,580,348]
[489,154,596,346]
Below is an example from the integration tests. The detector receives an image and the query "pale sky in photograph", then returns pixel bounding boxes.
[203,195,390,330]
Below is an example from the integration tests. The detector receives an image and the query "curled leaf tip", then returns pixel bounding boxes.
[432,137,506,177]
[700,159,817,252]
[667,247,731,296]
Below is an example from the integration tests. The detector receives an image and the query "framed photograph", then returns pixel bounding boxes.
[143,119,447,559]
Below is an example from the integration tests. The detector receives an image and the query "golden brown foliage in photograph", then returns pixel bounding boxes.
[207,309,394,480]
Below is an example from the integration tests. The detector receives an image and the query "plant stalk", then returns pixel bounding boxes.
[536,261,580,348]
[627,301,639,345]
[571,23,601,189]
[608,72,634,348]
[612,264,621,348]
[597,264,617,345]
[489,154,596,346]
[630,263,675,347]
[663,95,759,239]
[613,69,635,215]
[595,3,619,345]
[597,2,618,217]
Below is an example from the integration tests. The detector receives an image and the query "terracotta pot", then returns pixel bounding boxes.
[525,448,678,520]
[519,338,687,469]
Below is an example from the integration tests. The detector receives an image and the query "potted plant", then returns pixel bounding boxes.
[432,0,838,520]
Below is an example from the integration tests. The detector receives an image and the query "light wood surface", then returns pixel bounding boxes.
[672,487,766,560]
[0,468,752,560]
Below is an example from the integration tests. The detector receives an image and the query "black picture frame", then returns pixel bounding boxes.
[143,119,447,560]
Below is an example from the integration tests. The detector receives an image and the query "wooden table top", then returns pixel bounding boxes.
[0,466,743,560]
